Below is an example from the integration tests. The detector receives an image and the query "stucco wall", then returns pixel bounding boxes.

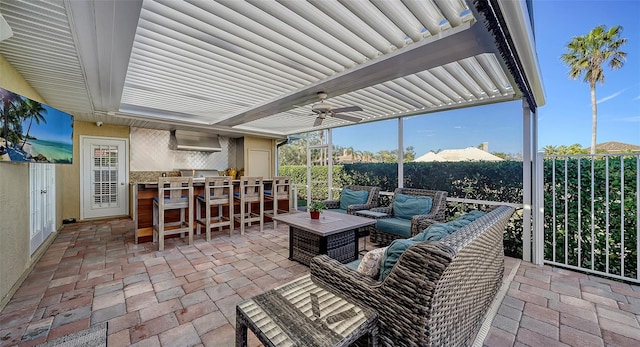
[62,121,130,220]
[0,55,48,305]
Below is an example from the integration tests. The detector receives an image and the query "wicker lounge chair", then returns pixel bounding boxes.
[323,185,380,214]
[310,205,515,347]
[368,188,448,246]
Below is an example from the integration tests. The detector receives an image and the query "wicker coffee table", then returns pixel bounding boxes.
[273,211,376,266]
[236,275,378,347]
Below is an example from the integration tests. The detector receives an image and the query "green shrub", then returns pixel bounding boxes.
[279,155,639,273]
[543,156,638,278]
[280,161,524,257]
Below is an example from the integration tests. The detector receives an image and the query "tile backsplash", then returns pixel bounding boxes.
[130,127,231,171]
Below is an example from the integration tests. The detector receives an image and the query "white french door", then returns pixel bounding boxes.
[81,136,129,219]
[30,163,55,254]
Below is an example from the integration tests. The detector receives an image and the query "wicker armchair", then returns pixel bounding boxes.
[369,188,448,245]
[323,185,380,214]
[310,205,515,347]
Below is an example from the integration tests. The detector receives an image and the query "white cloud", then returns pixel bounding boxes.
[634,95,640,101]
[596,90,625,104]
[616,116,640,122]
[454,126,462,129]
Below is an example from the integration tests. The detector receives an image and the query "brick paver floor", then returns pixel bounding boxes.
[1,217,639,346]
[485,258,640,347]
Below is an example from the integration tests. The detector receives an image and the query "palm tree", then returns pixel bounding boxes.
[19,99,47,150]
[561,25,627,154]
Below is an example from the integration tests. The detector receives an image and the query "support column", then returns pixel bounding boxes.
[328,129,333,200]
[532,109,544,265]
[306,133,311,206]
[398,117,404,188]
[522,101,532,262]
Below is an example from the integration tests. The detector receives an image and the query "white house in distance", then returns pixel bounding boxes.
[415,147,504,162]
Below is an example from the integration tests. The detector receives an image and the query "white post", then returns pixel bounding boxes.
[306,133,311,207]
[328,129,333,200]
[398,117,404,188]
[532,107,544,265]
[522,101,532,262]
[534,152,545,264]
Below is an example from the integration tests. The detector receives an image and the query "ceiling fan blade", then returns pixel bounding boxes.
[332,106,363,113]
[313,117,324,126]
[333,113,362,123]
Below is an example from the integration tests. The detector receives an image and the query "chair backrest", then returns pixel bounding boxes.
[389,188,447,219]
[158,177,193,203]
[204,176,233,201]
[238,176,263,201]
[270,176,291,200]
[342,185,380,207]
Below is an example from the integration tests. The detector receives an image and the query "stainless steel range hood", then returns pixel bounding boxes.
[170,130,222,152]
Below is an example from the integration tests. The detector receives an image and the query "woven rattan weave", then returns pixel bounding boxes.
[236,275,378,347]
[311,205,515,346]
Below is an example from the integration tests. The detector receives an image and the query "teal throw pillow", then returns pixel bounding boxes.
[340,188,369,210]
[393,194,433,220]
[378,239,416,281]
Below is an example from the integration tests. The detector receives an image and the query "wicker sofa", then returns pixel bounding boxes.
[310,205,515,346]
[368,188,448,245]
[323,185,380,214]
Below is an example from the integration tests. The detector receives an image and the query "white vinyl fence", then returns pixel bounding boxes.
[537,153,640,284]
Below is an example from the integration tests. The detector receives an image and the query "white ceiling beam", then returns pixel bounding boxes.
[217,21,498,127]
[66,0,142,112]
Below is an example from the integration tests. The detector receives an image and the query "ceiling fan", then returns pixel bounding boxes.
[311,92,363,126]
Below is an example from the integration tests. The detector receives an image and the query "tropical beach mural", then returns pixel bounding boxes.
[0,87,73,164]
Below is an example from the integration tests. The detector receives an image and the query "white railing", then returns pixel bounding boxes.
[536,152,640,284]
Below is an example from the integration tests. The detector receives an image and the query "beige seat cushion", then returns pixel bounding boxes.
[356,247,387,278]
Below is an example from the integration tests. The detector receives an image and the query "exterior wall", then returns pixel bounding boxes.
[0,55,48,306]
[62,121,130,220]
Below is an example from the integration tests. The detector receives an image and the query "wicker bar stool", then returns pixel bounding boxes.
[263,176,291,229]
[233,177,264,235]
[152,177,193,251]
[195,176,234,240]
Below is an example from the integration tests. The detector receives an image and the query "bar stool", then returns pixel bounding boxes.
[153,177,193,251]
[263,176,291,229]
[233,177,264,235]
[196,176,234,240]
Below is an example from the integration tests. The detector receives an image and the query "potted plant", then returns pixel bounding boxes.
[308,201,326,219]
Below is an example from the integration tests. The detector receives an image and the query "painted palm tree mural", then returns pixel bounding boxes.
[0,87,73,163]
[19,99,48,150]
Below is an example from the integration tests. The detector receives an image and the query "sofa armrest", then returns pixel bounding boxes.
[411,211,447,236]
[346,203,376,214]
[413,218,442,236]
[322,199,340,209]
[310,255,381,306]
[369,206,392,215]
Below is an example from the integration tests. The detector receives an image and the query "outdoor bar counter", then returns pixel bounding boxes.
[131,178,284,243]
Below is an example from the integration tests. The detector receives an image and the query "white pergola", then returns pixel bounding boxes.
[0,0,544,262]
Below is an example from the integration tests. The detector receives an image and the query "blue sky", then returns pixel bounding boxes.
[21,102,74,144]
[333,0,640,156]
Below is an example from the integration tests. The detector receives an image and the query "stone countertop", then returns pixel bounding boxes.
[130,171,180,184]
